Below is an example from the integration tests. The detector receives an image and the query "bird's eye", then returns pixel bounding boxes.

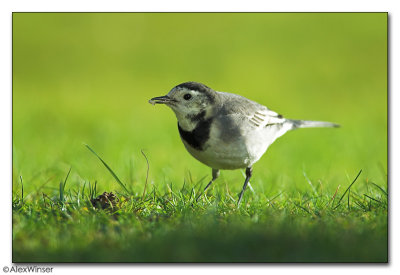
[183,94,192,100]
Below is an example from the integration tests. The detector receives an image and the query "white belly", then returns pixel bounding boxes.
[181,139,250,170]
[180,117,293,170]
[181,124,264,170]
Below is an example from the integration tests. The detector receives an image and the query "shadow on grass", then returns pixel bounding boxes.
[13,211,387,263]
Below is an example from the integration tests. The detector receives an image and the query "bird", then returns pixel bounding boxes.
[149,82,339,206]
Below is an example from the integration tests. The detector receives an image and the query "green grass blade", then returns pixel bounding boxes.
[59,182,63,202]
[59,167,71,202]
[85,144,130,194]
[19,175,24,203]
[364,194,384,205]
[94,181,97,198]
[63,167,72,190]
[334,169,362,209]
[81,181,86,200]
[141,150,150,201]
[369,182,388,196]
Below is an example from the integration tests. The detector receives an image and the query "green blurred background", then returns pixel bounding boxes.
[13,12,387,202]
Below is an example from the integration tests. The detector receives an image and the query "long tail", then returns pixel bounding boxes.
[289,119,340,129]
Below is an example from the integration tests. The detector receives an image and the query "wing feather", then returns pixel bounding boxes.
[216,91,286,129]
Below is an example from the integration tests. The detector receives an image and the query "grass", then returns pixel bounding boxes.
[12,13,387,262]
[12,156,387,262]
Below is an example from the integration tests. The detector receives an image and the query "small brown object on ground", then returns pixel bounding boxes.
[91,192,119,209]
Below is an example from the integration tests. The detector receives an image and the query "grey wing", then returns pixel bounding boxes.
[216,91,286,128]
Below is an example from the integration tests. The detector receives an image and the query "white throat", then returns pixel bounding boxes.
[172,110,199,132]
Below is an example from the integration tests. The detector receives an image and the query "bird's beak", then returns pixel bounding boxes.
[148,95,173,105]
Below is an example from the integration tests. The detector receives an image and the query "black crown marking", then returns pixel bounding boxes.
[175,82,216,103]
[176,82,212,94]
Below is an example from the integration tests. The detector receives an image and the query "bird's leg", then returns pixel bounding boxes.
[204,169,220,193]
[196,169,219,202]
[237,167,253,207]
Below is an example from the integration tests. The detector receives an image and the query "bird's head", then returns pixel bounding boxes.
[149,82,217,130]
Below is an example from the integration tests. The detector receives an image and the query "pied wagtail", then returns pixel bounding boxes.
[149,82,339,206]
